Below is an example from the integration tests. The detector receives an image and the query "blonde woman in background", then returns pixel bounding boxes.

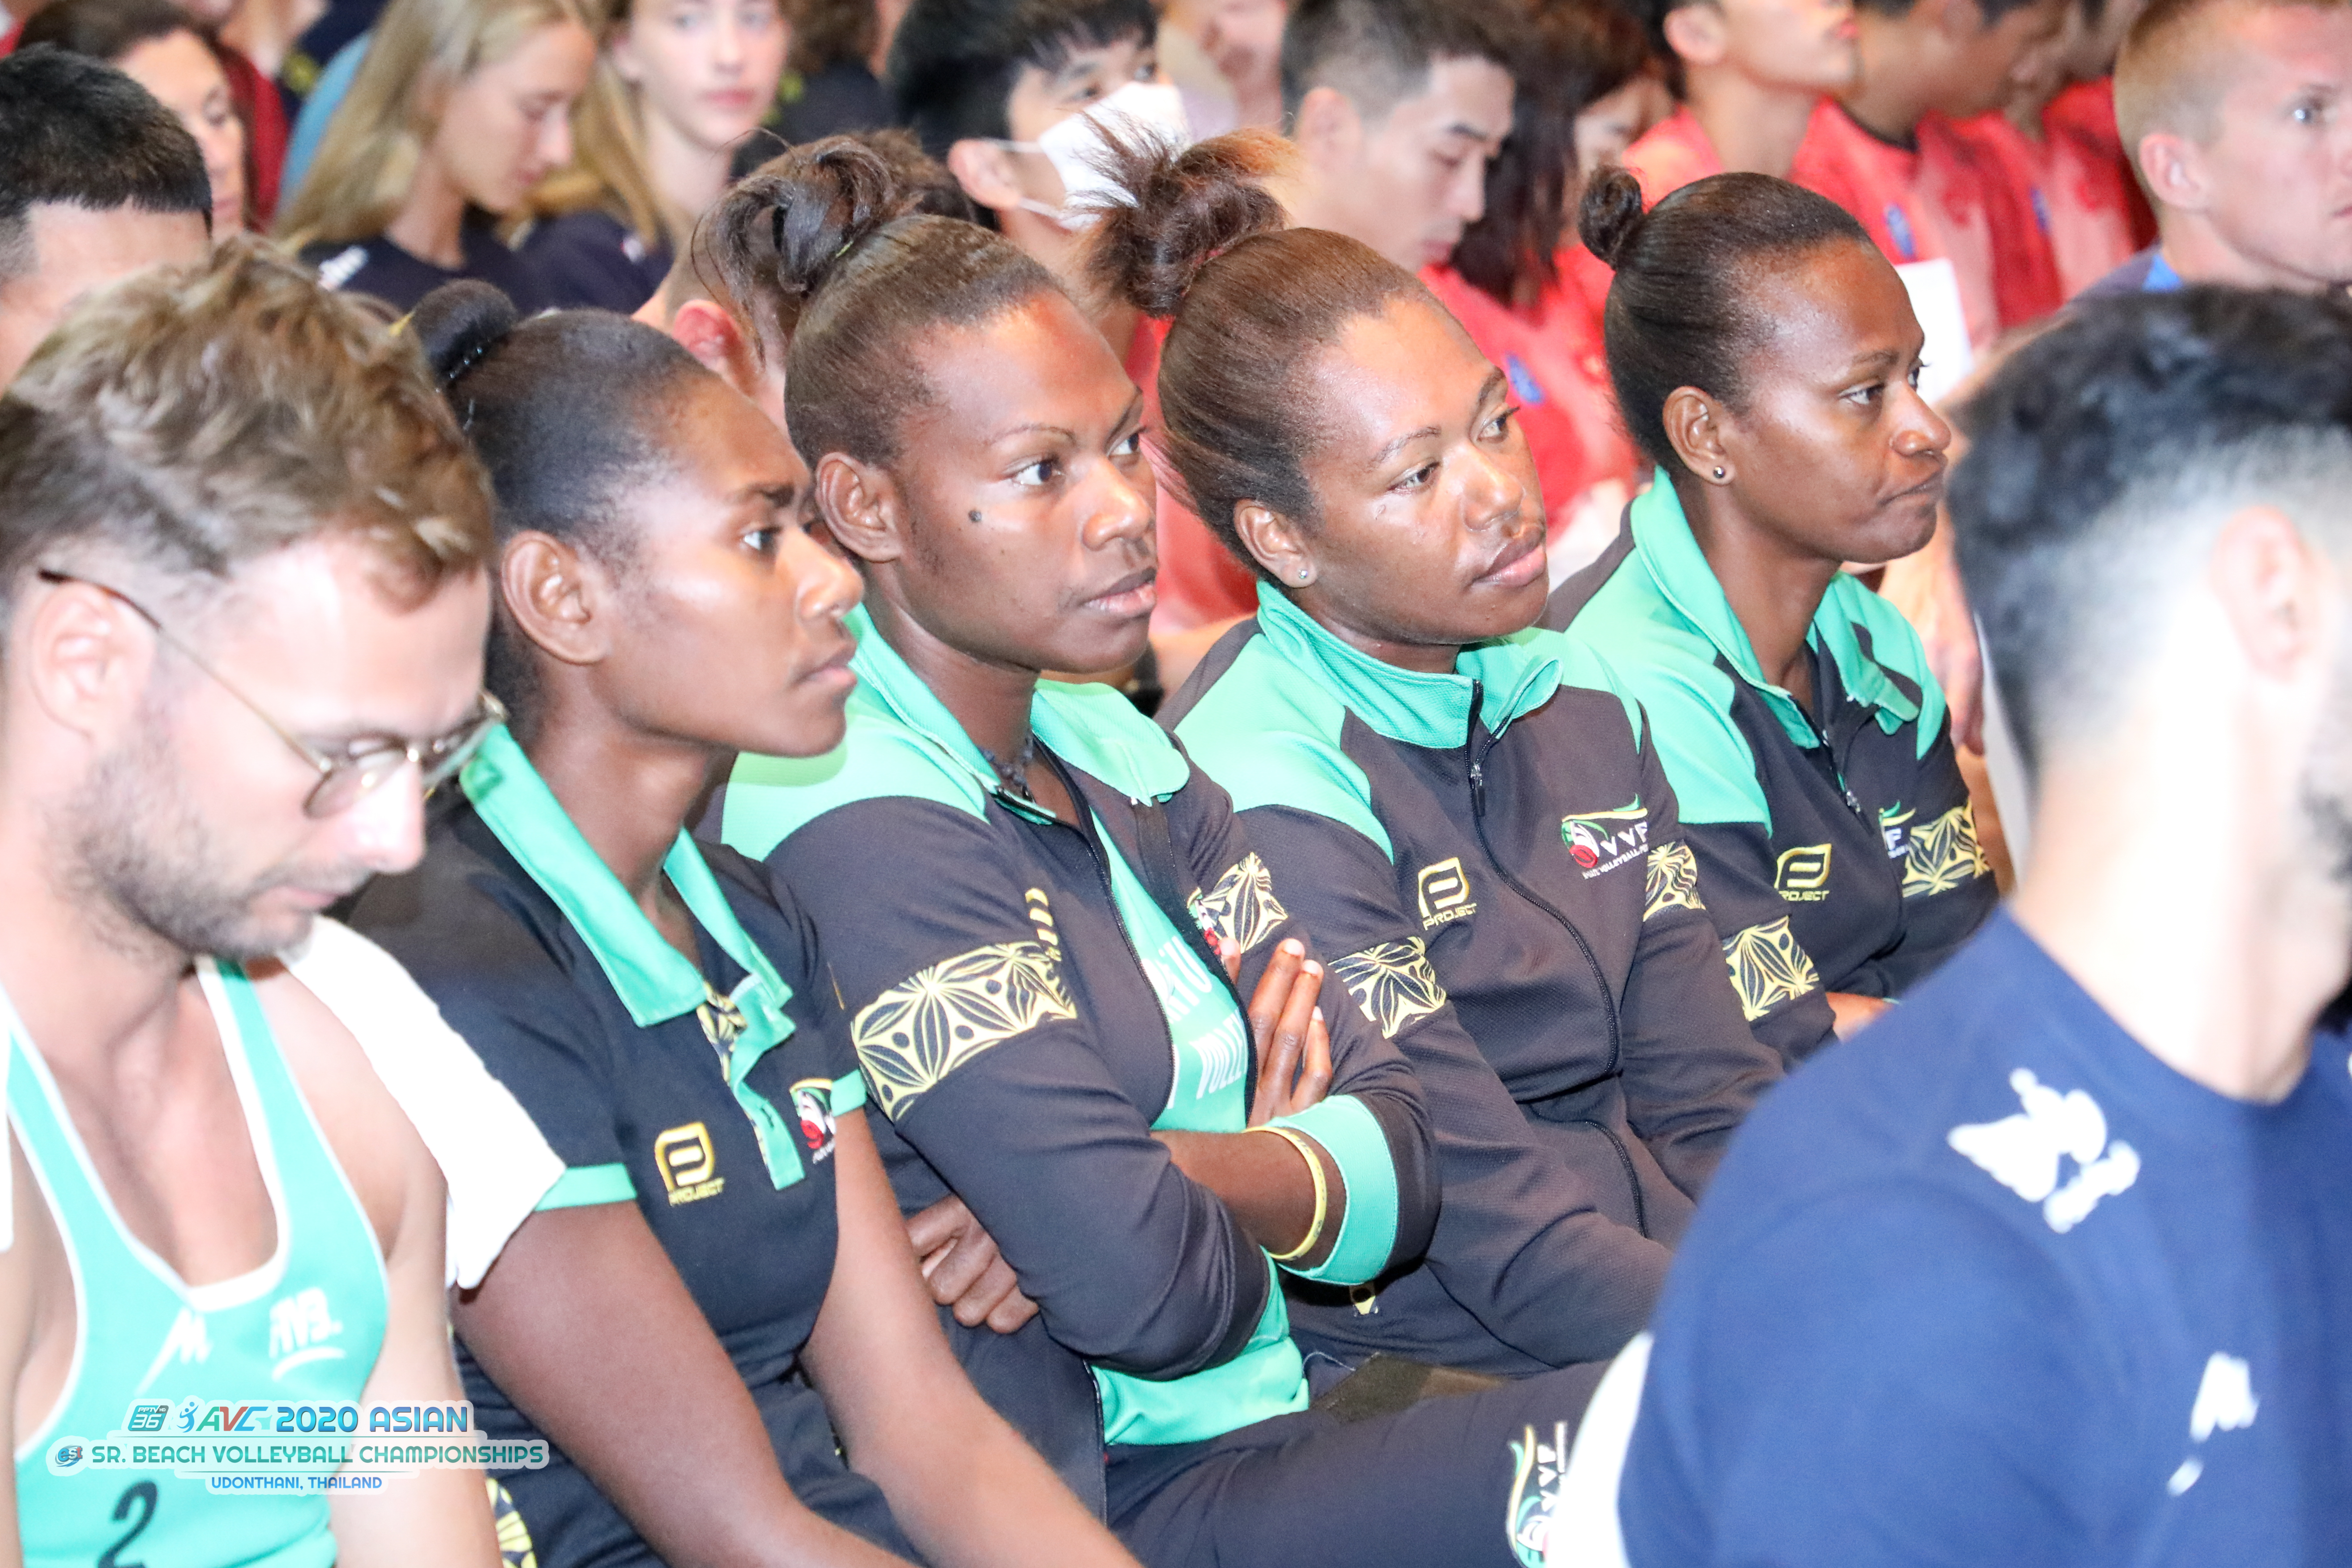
[521,0,786,311]
[275,0,593,312]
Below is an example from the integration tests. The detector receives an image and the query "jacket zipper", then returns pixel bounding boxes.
[1817,674,1910,956]
[1461,682,1623,1072]
[1458,684,1649,1235]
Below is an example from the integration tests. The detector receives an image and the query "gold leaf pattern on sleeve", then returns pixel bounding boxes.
[1330,938,1449,1039]
[1721,917,1823,1022]
[1187,851,1290,958]
[850,941,1078,1118]
[1642,840,1705,921]
[491,1480,538,1568]
[1901,802,1993,898]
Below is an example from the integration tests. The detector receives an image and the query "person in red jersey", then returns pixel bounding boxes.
[1946,0,2153,297]
[1560,0,1859,324]
[1792,0,2067,346]
[1429,0,1654,575]
[1630,0,1860,188]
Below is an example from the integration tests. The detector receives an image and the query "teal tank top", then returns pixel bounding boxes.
[10,959,391,1568]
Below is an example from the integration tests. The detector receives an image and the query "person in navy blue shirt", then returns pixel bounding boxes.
[1617,286,2352,1566]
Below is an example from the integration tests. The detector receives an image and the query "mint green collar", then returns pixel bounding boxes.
[461,726,808,1189]
[846,605,1191,815]
[1252,582,1564,748]
[1627,473,1922,749]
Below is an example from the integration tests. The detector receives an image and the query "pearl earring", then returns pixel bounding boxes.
[1712,466,1726,480]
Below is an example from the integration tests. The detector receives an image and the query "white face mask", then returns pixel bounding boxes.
[998,80,1193,229]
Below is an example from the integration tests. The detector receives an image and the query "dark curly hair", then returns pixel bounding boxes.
[742,137,1061,469]
[695,131,975,372]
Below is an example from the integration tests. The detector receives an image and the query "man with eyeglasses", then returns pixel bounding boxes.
[0,240,512,1564]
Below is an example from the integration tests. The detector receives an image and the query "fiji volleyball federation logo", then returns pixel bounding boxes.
[1560,800,1649,879]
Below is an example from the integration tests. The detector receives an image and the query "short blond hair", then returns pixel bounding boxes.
[2116,0,2350,158]
[0,237,492,613]
[273,0,592,251]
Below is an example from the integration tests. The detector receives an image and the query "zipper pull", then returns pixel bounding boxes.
[1465,679,1487,817]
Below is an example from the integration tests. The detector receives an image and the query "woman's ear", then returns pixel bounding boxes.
[499,532,614,669]
[1661,385,1734,486]
[1232,501,1314,587]
[816,453,907,567]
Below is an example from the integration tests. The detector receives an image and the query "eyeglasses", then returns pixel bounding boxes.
[36,568,507,819]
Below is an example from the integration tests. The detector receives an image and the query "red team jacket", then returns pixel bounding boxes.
[1790,98,2062,347]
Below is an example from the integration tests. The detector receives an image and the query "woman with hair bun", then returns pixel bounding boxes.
[1548,168,1997,1066]
[634,130,973,434]
[1109,132,1778,1384]
[709,134,1616,1568]
[346,281,1146,1568]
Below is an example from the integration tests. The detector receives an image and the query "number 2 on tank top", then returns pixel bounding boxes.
[98,1479,158,1568]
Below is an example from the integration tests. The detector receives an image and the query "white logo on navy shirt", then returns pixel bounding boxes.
[1946,1069,2141,1233]
[2168,1352,2259,1495]
[313,246,369,291]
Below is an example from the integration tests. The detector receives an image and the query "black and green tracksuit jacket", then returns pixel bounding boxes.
[1165,587,1783,1378]
[1546,477,1999,1066]
[707,607,1439,1489]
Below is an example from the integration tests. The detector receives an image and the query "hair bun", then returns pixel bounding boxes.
[765,137,902,306]
[1577,166,1649,272]
[1086,127,1293,319]
[407,281,519,389]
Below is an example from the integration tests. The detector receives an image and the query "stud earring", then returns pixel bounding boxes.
[1712,466,1726,480]
[968,509,984,522]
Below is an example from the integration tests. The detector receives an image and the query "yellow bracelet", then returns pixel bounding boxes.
[1253,1123,1329,1262]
